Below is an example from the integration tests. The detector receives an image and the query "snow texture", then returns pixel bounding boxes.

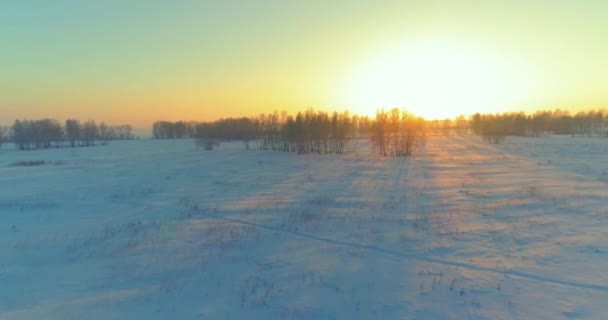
[1,135,607,319]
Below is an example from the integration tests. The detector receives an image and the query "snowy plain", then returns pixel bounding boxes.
[1,135,608,319]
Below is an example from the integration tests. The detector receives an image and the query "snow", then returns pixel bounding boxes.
[1,135,608,319]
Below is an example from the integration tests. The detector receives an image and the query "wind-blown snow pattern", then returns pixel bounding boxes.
[1,135,607,319]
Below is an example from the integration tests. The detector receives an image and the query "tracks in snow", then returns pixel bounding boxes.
[184,207,608,292]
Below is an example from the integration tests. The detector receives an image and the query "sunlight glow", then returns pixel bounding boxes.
[342,39,532,119]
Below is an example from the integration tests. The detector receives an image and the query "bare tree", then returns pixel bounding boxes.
[81,121,99,146]
[39,119,63,148]
[12,120,28,150]
[194,123,220,150]
[98,122,112,144]
[0,126,5,147]
[66,119,81,147]
[114,125,134,140]
[479,114,506,144]
[371,110,388,156]
[455,115,468,135]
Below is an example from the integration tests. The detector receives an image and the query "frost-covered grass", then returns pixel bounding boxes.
[1,136,608,319]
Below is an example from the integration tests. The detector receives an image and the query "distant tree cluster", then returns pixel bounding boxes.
[11,119,134,150]
[157,108,427,157]
[427,115,469,136]
[255,109,353,154]
[469,109,608,143]
[195,117,258,150]
[0,126,9,146]
[152,119,258,149]
[13,119,64,149]
[371,109,426,156]
[568,110,608,137]
[152,121,196,139]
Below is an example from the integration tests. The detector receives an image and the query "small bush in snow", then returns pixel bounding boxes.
[10,160,63,167]
[196,138,220,151]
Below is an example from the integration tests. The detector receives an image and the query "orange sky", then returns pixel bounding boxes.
[2,1,608,127]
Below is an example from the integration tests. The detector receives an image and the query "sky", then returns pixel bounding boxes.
[2,0,608,127]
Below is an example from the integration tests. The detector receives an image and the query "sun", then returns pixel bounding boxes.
[342,39,526,119]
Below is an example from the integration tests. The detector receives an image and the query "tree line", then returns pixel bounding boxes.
[467,109,608,143]
[253,109,354,154]
[0,126,7,147]
[8,119,134,150]
[154,108,427,157]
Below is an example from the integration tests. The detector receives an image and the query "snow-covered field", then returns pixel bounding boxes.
[1,135,608,319]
